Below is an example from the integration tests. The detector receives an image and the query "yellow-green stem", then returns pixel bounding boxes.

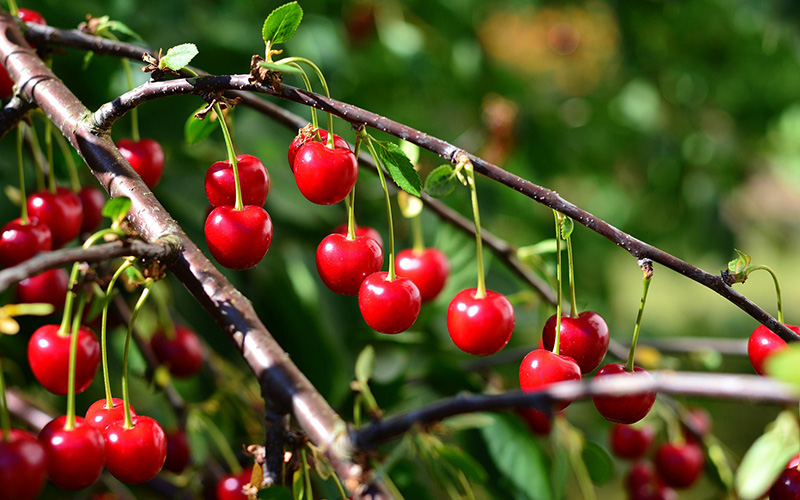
[286,62,318,130]
[101,258,135,408]
[553,210,563,355]
[122,283,152,429]
[7,0,18,16]
[45,120,54,191]
[0,355,10,442]
[25,124,47,193]
[65,295,86,430]
[151,281,177,340]
[302,448,314,500]
[345,187,357,240]
[278,57,334,145]
[214,103,243,211]
[331,471,348,500]
[16,127,27,223]
[566,234,578,318]
[365,136,396,280]
[201,413,242,474]
[52,130,81,192]
[747,265,784,324]
[465,163,486,298]
[625,273,652,372]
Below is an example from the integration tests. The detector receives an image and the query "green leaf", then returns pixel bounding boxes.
[102,197,131,227]
[424,164,458,198]
[262,487,293,500]
[441,413,495,431]
[184,107,218,145]
[727,248,751,274]
[559,216,574,240]
[437,443,488,483]
[291,468,304,500]
[262,2,303,45]
[377,142,422,197]
[736,410,800,499]
[355,345,376,383]
[581,441,614,485]
[159,43,198,71]
[766,345,800,388]
[400,139,420,165]
[257,61,304,75]
[102,19,143,41]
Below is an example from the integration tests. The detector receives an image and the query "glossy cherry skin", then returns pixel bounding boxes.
[16,267,68,309]
[85,398,137,431]
[517,408,554,436]
[205,154,270,207]
[358,272,421,334]
[333,223,383,250]
[288,128,349,170]
[0,428,47,500]
[27,187,83,248]
[151,326,205,378]
[78,186,106,233]
[592,363,656,424]
[117,138,165,189]
[394,248,450,302]
[770,468,800,499]
[216,467,253,500]
[39,416,105,490]
[316,233,383,295]
[28,324,101,395]
[448,288,515,356]
[610,423,654,460]
[518,349,581,410]
[541,311,609,374]
[293,141,358,205]
[0,217,52,267]
[654,442,704,489]
[205,206,272,270]
[748,324,798,376]
[103,415,167,484]
[164,429,191,473]
[17,8,46,25]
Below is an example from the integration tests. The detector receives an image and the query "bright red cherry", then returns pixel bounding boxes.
[770,467,800,499]
[448,289,515,356]
[316,233,383,296]
[164,429,191,473]
[0,217,52,267]
[39,416,105,490]
[150,326,205,378]
[0,428,47,500]
[394,248,450,302]
[28,324,101,395]
[610,423,654,460]
[288,127,349,170]
[358,272,421,334]
[518,349,581,410]
[216,467,253,500]
[592,363,656,424]
[27,187,83,248]
[517,408,554,436]
[16,267,68,309]
[17,8,46,25]
[541,311,609,374]
[85,398,137,431]
[205,206,272,270]
[332,224,383,250]
[117,138,165,189]
[293,141,358,205]
[103,416,167,484]
[654,442,704,489]
[205,154,270,207]
[748,324,798,376]
[78,186,106,233]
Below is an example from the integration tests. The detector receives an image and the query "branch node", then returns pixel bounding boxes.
[638,258,654,279]
[249,54,282,90]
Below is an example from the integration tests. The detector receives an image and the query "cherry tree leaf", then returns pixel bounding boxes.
[262,2,303,45]
[184,106,218,145]
[424,164,458,198]
[559,216,574,240]
[355,345,376,384]
[736,410,799,499]
[727,248,751,274]
[101,197,131,227]
[582,441,614,485]
[159,43,198,71]
[257,61,304,75]
[766,345,800,387]
[376,142,421,197]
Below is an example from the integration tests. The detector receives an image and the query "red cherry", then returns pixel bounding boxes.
[85,398,137,431]
[316,233,383,296]
[394,248,450,302]
[216,467,253,500]
[18,8,46,25]
[205,154,270,208]
[0,428,47,500]
[787,455,799,469]
[770,468,800,499]
[518,349,581,410]
[103,416,167,484]
[116,138,165,189]
[28,324,101,395]
[448,288,515,356]
[358,272,421,334]
[205,206,272,270]
[27,187,83,248]
[151,326,205,378]
[681,407,711,444]
[541,311,609,374]
[627,462,677,500]
[288,128,349,170]
[332,223,383,250]
[517,408,554,436]
[16,267,68,309]
[748,324,798,376]
[0,217,52,267]
[293,141,358,204]
[610,423,654,460]
[592,363,656,424]
[164,429,191,473]
[78,186,106,233]
[39,416,105,490]
[654,442,704,489]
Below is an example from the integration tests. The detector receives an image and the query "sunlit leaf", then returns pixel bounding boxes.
[736,410,799,499]
[262,2,303,45]
[101,197,131,227]
[159,43,198,71]
[559,216,574,240]
[766,346,800,388]
[400,140,420,165]
[377,142,422,197]
[355,345,376,383]
[257,61,304,75]
[185,107,218,145]
[397,190,423,218]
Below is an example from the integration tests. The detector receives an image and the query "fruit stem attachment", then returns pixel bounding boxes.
[122,281,152,430]
[345,187,357,240]
[101,258,135,409]
[625,259,654,373]
[65,295,87,431]
[552,210,563,356]
[364,133,397,280]
[52,127,81,192]
[16,126,27,224]
[459,155,487,299]
[566,230,579,318]
[0,354,11,442]
[277,57,334,146]
[747,265,784,324]
[213,103,243,211]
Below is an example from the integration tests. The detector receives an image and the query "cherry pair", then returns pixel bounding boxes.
[289,128,357,205]
[151,325,205,378]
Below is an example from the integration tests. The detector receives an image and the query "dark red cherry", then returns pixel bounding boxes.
[394,248,450,302]
[0,428,47,500]
[217,467,254,500]
[770,467,800,499]
[681,407,711,444]
[164,429,191,473]
[0,217,52,267]
[654,442,704,489]
[16,267,68,309]
[541,311,609,374]
[78,186,106,233]
[116,138,165,189]
[517,408,554,436]
[627,462,677,500]
[610,423,654,460]
[28,324,100,395]
[332,223,383,250]
[85,398,137,431]
[316,233,383,296]
[592,363,656,424]
[358,272,421,334]
[39,416,105,490]
[150,326,205,378]
[448,288,515,356]
[27,187,83,248]
[748,324,798,376]
[103,416,167,484]
[293,141,358,205]
[205,154,270,207]
[518,349,581,410]
[205,206,272,270]
[288,127,349,170]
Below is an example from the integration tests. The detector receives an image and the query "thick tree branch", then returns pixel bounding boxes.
[0,95,34,137]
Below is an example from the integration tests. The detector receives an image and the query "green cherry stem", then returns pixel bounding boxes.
[566,232,579,318]
[364,134,396,280]
[331,470,348,500]
[463,157,487,299]
[286,62,319,130]
[0,354,11,442]
[52,130,81,192]
[345,137,363,240]
[552,210,563,355]
[45,119,54,189]
[213,102,243,211]
[100,258,135,408]
[16,126,28,224]
[64,295,87,431]
[277,57,334,146]
[747,265,784,324]
[122,281,152,430]
[6,0,18,16]
[151,281,177,341]
[301,448,315,500]
[25,123,46,193]
[625,260,654,373]
[411,213,425,253]
[198,412,241,474]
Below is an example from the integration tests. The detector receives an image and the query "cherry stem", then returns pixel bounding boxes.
[101,258,135,408]
[331,470,348,500]
[45,119,54,191]
[65,295,86,431]
[625,261,653,372]
[6,0,18,16]
[122,282,152,430]
[214,102,243,211]
[199,412,242,474]
[464,158,487,299]
[553,210,563,356]
[566,233,578,318]
[0,354,11,442]
[345,186,357,240]
[25,123,47,193]
[301,448,315,500]
[365,134,397,280]
[152,281,177,341]
[747,265,784,324]
[277,57,334,146]
[285,62,318,130]
[52,128,81,192]
[16,126,28,224]
[411,214,425,253]
[121,58,140,142]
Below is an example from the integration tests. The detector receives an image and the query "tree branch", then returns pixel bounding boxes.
[0,95,34,137]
